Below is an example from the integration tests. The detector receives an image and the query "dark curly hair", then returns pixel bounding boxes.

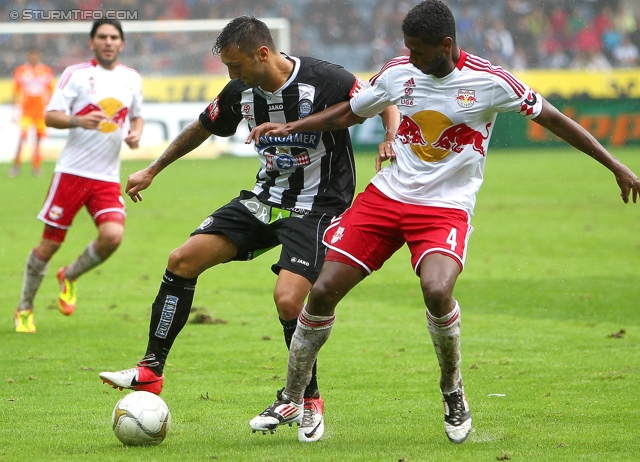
[401,0,456,46]
[212,16,276,58]
[90,19,124,40]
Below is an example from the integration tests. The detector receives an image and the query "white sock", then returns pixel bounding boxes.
[427,301,462,393]
[65,242,103,281]
[18,249,49,311]
[284,306,335,404]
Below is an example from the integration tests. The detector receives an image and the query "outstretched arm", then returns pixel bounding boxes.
[533,98,639,203]
[247,101,366,144]
[125,120,211,203]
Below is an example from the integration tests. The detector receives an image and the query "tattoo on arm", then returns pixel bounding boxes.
[150,121,209,171]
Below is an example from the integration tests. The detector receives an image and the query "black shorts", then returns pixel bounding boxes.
[191,190,335,284]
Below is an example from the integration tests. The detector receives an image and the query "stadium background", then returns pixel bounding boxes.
[0,0,639,162]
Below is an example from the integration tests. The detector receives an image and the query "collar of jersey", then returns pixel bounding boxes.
[257,54,300,96]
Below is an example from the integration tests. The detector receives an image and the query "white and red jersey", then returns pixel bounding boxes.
[47,59,143,183]
[351,49,542,215]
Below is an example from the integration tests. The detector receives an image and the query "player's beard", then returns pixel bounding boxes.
[96,49,119,68]
[423,54,449,77]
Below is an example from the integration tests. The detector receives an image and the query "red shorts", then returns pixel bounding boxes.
[38,172,125,236]
[323,184,473,275]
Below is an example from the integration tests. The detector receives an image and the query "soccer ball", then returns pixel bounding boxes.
[112,391,171,446]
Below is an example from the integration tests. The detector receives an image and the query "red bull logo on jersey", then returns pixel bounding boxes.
[76,97,128,133]
[395,110,492,161]
[432,122,491,156]
[397,115,427,146]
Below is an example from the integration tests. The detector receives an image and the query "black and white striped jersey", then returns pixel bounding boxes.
[199,55,364,215]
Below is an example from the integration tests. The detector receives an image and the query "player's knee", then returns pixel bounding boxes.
[167,246,201,278]
[421,281,454,313]
[307,281,339,316]
[99,228,123,250]
[274,292,304,319]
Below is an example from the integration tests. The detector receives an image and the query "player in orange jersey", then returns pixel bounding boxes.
[9,48,55,177]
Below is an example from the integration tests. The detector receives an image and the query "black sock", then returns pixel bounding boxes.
[144,269,198,375]
[280,317,319,399]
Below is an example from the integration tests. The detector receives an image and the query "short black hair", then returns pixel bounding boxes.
[212,16,276,58]
[90,19,124,41]
[402,0,456,46]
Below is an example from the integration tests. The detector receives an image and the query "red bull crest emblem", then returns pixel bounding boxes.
[456,89,477,108]
[330,226,344,244]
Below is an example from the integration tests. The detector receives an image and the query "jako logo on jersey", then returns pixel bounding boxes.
[432,122,491,156]
[290,257,310,266]
[456,89,477,108]
[268,103,284,111]
[76,98,128,133]
[298,99,313,118]
[257,132,321,150]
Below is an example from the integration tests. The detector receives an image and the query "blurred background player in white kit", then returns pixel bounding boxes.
[14,18,144,333]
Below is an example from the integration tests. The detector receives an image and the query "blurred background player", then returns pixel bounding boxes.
[14,19,144,333]
[9,48,54,178]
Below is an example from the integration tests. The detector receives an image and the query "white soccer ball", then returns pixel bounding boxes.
[112,391,171,446]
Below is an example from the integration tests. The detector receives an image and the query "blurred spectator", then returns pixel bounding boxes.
[630,15,640,50]
[612,33,640,67]
[511,15,538,68]
[320,15,349,45]
[537,23,571,69]
[510,44,528,71]
[548,5,568,35]
[575,24,603,54]
[456,5,484,54]
[614,3,637,34]
[593,5,615,37]
[484,18,515,66]
[572,49,612,71]
[304,0,326,28]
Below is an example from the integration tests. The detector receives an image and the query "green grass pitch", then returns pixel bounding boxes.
[1,147,639,461]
